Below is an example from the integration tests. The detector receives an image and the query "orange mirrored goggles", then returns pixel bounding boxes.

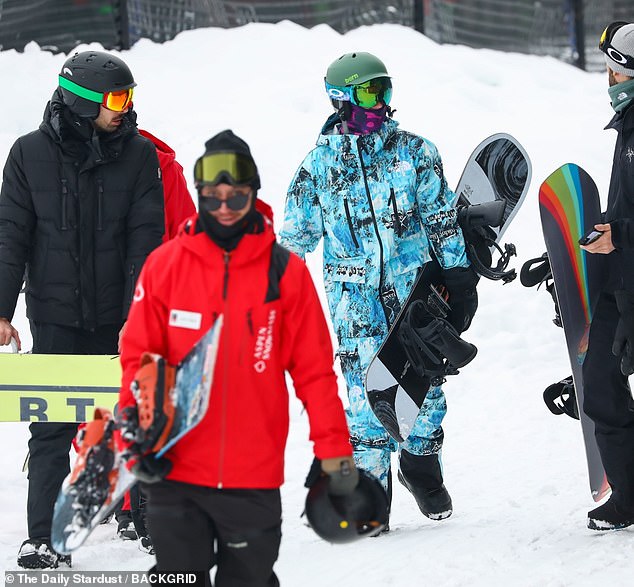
[102,88,134,112]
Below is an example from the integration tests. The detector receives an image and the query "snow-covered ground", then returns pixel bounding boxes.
[1,20,632,585]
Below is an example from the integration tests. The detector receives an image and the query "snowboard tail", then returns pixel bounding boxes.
[538,163,609,501]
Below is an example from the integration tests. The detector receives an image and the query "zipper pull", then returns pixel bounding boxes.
[61,179,69,230]
[223,252,231,299]
[97,178,104,231]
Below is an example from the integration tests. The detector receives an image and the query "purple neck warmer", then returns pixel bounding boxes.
[341,103,388,135]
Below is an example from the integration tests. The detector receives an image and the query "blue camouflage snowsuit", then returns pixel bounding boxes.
[280,115,469,489]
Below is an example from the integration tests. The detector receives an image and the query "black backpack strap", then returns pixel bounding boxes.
[265,242,291,303]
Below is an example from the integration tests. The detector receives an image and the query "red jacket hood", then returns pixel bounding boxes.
[139,129,176,167]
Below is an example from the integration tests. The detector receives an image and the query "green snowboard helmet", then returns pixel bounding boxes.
[325,52,390,87]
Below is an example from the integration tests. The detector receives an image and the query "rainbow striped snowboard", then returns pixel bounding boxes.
[539,163,610,501]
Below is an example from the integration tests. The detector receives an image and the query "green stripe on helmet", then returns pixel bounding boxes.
[58,76,103,103]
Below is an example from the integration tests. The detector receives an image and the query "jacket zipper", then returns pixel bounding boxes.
[388,187,402,237]
[217,251,231,488]
[61,179,68,231]
[357,141,390,327]
[96,178,104,231]
[127,263,136,309]
[343,198,360,249]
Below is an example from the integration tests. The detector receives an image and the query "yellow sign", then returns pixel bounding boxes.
[1,391,119,422]
[0,353,121,422]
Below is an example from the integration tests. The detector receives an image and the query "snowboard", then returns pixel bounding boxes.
[366,134,531,442]
[51,315,223,554]
[539,163,610,502]
[0,340,120,422]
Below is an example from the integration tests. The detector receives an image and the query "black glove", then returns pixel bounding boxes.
[304,457,359,496]
[131,453,173,484]
[441,266,479,333]
[613,290,634,377]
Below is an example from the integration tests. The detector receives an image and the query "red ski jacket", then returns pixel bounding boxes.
[139,130,196,241]
[119,215,352,488]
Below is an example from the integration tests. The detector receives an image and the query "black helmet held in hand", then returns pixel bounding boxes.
[58,50,136,119]
[305,468,389,543]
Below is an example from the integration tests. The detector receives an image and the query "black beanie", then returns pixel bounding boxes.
[198,129,261,190]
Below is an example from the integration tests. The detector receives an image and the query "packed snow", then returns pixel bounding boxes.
[0,20,631,586]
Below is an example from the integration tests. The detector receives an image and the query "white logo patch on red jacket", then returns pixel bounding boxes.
[133,282,145,302]
[169,309,202,330]
[253,310,276,373]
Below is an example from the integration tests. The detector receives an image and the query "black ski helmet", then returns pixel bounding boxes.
[305,469,389,543]
[58,51,136,119]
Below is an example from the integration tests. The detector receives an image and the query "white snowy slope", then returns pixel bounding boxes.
[0,20,632,586]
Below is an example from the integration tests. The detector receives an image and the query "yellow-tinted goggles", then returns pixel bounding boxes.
[194,152,258,187]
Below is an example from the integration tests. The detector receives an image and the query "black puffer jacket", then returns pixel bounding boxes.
[0,90,164,329]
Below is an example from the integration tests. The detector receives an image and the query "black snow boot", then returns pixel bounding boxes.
[17,538,72,569]
[398,451,452,520]
[588,496,634,530]
[116,509,138,540]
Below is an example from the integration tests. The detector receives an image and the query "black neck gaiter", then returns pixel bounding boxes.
[197,197,261,251]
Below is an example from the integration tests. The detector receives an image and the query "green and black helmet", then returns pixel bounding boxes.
[58,51,136,119]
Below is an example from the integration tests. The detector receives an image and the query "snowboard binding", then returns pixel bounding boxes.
[120,353,177,458]
[68,408,119,526]
[543,376,579,420]
[397,288,477,383]
[520,253,562,327]
[458,200,517,283]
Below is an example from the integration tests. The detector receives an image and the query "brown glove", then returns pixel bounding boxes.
[321,456,359,496]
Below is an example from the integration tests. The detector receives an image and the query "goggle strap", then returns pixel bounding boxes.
[58,76,103,103]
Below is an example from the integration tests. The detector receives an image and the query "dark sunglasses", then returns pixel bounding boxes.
[599,21,634,70]
[200,192,251,212]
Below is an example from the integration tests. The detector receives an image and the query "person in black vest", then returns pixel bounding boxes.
[0,50,164,568]
[580,22,634,530]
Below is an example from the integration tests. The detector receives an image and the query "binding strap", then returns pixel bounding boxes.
[543,376,579,420]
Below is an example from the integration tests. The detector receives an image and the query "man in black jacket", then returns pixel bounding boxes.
[580,22,634,531]
[0,51,164,568]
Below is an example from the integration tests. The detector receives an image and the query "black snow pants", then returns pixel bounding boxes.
[143,481,282,587]
[582,292,634,510]
[27,322,120,539]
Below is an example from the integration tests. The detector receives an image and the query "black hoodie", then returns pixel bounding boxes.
[0,89,164,328]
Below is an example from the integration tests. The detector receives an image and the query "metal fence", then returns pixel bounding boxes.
[0,1,633,71]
